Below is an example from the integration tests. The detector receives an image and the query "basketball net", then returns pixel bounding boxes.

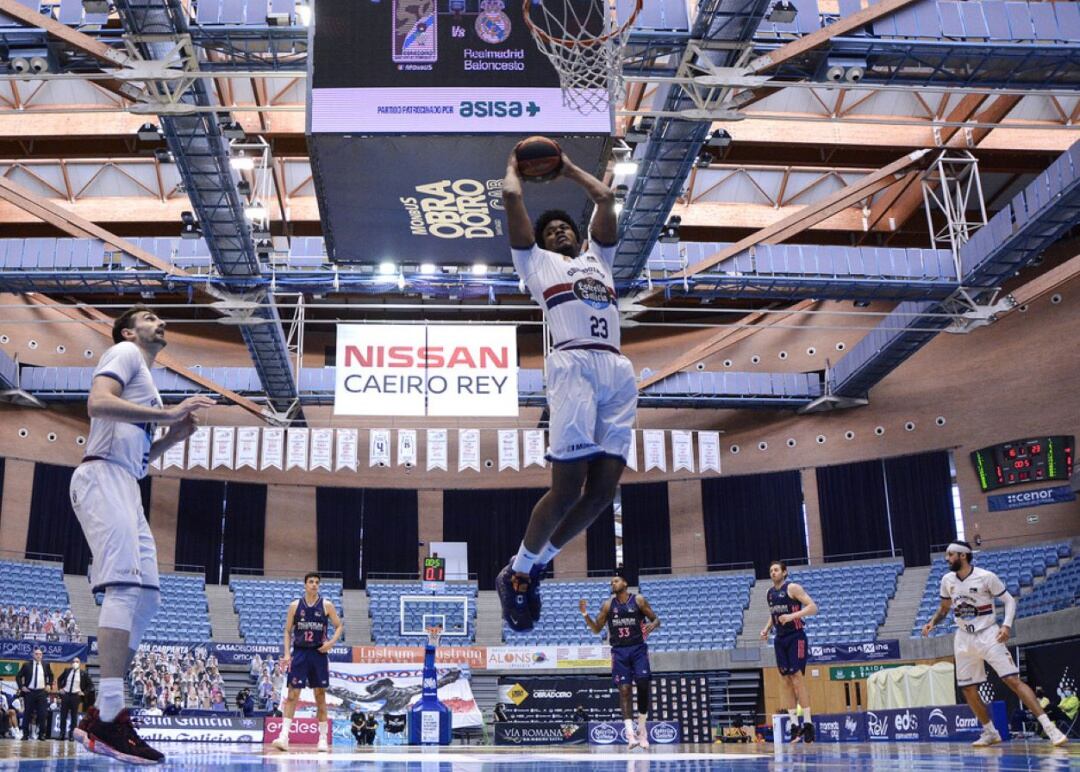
[425,624,443,648]
[524,0,642,115]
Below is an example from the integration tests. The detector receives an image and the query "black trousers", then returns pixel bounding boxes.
[60,694,82,739]
[22,690,47,739]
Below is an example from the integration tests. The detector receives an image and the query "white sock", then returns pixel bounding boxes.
[538,542,560,566]
[1037,714,1053,730]
[802,708,812,725]
[638,713,648,729]
[983,721,996,733]
[97,678,124,722]
[280,717,292,744]
[511,543,539,574]
[319,721,328,741]
[624,717,635,735]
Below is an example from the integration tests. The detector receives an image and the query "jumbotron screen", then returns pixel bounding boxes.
[309,0,611,133]
[970,436,1074,492]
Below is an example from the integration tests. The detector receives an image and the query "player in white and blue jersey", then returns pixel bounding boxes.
[496,148,637,631]
[70,305,214,764]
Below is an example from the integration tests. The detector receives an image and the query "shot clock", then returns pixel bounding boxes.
[970,436,1074,492]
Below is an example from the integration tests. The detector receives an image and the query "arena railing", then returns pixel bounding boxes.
[637,561,755,577]
[229,566,344,580]
[930,532,1073,554]
[781,549,904,568]
[0,548,64,566]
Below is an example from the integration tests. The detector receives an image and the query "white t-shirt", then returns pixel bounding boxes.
[84,341,162,479]
[939,566,1007,633]
[511,240,620,351]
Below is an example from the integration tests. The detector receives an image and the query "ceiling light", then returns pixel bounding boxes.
[244,204,267,220]
[137,122,161,141]
[295,3,312,25]
[613,161,638,176]
[471,263,488,275]
[419,263,437,274]
[378,261,395,275]
[230,154,255,171]
[767,0,797,24]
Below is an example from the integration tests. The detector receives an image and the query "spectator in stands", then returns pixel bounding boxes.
[249,654,263,682]
[236,688,254,717]
[164,697,182,716]
[257,673,273,709]
[210,693,227,712]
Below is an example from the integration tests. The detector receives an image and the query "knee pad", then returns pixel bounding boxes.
[128,588,161,648]
[98,586,142,632]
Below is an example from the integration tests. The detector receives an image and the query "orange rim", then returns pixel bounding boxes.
[522,0,642,48]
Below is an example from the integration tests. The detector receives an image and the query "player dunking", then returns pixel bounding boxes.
[272,572,344,753]
[922,541,1067,747]
[497,147,637,631]
[581,575,660,749]
[70,305,214,763]
[760,560,817,743]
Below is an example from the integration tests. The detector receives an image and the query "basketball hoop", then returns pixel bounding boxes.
[523,0,642,115]
[425,624,443,647]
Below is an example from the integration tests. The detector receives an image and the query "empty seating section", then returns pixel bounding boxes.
[503,580,612,647]
[912,542,1071,636]
[368,582,477,646]
[1020,547,1080,618]
[638,573,755,652]
[0,560,69,617]
[232,578,344,644]
[93,573,211,641]
[780,562,903,644]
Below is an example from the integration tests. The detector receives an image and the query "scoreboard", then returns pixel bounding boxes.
[423,556,447,583]
[970,436,1074,492]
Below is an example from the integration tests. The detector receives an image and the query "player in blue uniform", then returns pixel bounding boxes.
[760,560,817,743]
[272,572,344,753]
[581,575,660,749]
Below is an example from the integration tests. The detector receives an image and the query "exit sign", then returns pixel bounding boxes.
[829,663,904,681]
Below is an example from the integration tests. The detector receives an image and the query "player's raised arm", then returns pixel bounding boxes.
[321,600,344,653]
[581,598,610,634]
[560,154,617,247]
[282,600,298,665]
[779,582,817,624]
[635,595,661,634]
[503,151,535,250]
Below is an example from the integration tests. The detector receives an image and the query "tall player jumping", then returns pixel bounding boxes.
[581,575,660,749]
[498,147,637,631]
[760,560,818,743]
[922,541,1067,747]
[272,572,344,753]
[71,305,214,763]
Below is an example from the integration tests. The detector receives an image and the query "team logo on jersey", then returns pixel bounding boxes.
[572,277,613,309]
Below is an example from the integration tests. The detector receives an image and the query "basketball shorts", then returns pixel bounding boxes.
[774,632,808,676]
[611,643,651,685]
[954,625,1018,687]
[69,460,159,593]
[289,648,330,690]
[545,349,636,464]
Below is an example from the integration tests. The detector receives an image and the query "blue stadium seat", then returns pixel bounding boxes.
[232,578,345,644]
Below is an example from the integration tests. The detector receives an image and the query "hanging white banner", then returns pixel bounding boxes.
[335,428,358,471]
[426,429,447,471]
[626,430,638,471]
[286,428,310,471]
[334,324,518,416]
[523,429,546,468]
[642,430,667,472]
[261,427,284,470]
[162,438,185,470]
[458,429,480,472]
[310,428,333,471]
[235,427,260,470]
[369,429,391,468]
[698,431,721,474]
[398,429,417,468]
[211,426,236,470]
[186,427,210,469]
[497,430,519,471]
[671,430,694,473]
[149,427,166,470]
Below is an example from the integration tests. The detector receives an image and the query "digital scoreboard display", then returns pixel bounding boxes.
[423,556,447,583]
[310,0,611,133]
[970,436,1074,492]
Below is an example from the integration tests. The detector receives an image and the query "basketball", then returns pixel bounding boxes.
[514,135,563,182]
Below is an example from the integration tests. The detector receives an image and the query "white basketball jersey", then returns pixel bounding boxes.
[84,341,163,479]
[939,566,1007,633]
[511,241,620,351]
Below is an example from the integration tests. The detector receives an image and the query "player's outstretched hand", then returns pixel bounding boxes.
[578,599,588,615]
[920,622,933,638]
[165,395,216,424]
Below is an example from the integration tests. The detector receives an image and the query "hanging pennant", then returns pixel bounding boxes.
[625,429,638,471]
[458,429,480,472]
[235,427,260,470]
[426,429,447,471]
[211,426,236,470]
[162,438,185,470]
[186,427,210,469]
[149,427,166,470]
[671,430,694,473]
[642,429,667,472]
[698,431,721,474]
[398,429,417,468]
[286,428,310,470]
[497,430,519,471]
[310,428,333,471]
[335,428,358,471]
[261,427,284,470]
[523,429,546,468]
[369,429,391,467]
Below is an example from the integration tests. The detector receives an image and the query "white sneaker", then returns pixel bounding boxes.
[972,728,1002,747]
[1047,726,1068,747]
[626,729,639,749]
[638,730,650,749]
[317,737,329,752]
[271,736,289,752]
